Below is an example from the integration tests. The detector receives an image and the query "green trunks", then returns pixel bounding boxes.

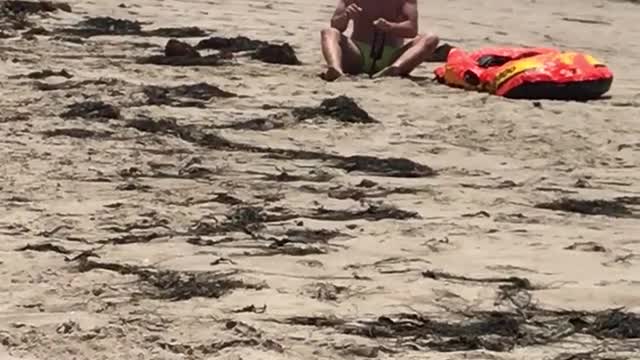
[355,40,400,74]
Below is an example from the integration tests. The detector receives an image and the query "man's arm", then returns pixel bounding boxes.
[331,0,350,32]
[375,0,419,38]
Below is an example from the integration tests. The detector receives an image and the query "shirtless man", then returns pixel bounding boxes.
[320,0,438,81]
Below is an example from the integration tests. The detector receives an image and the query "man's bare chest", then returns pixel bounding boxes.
[356,0,403,21]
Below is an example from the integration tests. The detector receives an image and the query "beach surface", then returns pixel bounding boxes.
[1,0,639,359]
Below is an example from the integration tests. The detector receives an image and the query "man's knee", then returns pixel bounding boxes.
[321,27,341,41]
[415,33,440,50]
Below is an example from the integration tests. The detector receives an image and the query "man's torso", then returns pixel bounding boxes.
[350,0,407,47]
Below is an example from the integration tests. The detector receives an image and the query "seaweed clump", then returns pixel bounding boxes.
[535,198,637,218]
[252,43,301,65]
[138,39,228,66]
[293,96,378,124]
[76,258,266,301]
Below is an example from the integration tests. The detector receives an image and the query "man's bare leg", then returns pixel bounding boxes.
[320,28,363,81]
[374,33,439,78]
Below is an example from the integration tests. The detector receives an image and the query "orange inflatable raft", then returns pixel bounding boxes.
[434,47,613,100]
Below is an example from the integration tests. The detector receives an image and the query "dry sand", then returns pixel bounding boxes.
[1,0,640,359]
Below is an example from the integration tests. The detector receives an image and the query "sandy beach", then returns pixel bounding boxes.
[1,0,639,359]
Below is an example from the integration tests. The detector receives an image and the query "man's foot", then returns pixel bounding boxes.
[321,66,344,81]
[373,65,401,78]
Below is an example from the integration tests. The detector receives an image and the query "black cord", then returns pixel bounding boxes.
[369,30,386,77]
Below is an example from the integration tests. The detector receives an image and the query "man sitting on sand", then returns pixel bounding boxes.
[321,0,439,81]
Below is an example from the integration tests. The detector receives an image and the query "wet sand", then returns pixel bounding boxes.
[1,0,639,359]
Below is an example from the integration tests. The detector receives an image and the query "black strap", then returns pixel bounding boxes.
[369,30,386,77]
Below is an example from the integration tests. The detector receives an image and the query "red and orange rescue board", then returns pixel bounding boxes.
[434,47,614,100]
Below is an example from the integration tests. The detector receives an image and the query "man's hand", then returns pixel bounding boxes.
[345,3,363,19]
[373,18,394,32]
[330,0,363,32]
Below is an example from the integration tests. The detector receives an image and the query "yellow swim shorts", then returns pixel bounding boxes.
[355,40,400,74]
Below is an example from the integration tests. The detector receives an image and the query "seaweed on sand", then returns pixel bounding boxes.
[277,307,640,353]
[124,117,436,178]
[2,1,71,13]
[60,101,121,120]
[1,1,70,31]
[143,26,207,38]
[196,36,301,65]
[292,96,378,124]
[61,17,141,37]
[75,258,266,300]
[337,155,435,177]
[188,206,296,236]
[57,17,208,38]
[196,36,268,52]
[41,128,113,139]
[10,69,72,79]
[310,203,421,222]
[142,83,237,107]
[252,43,301,65]
[227,96,377,131]
[535,198,638,218]
[137,39,229,67]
